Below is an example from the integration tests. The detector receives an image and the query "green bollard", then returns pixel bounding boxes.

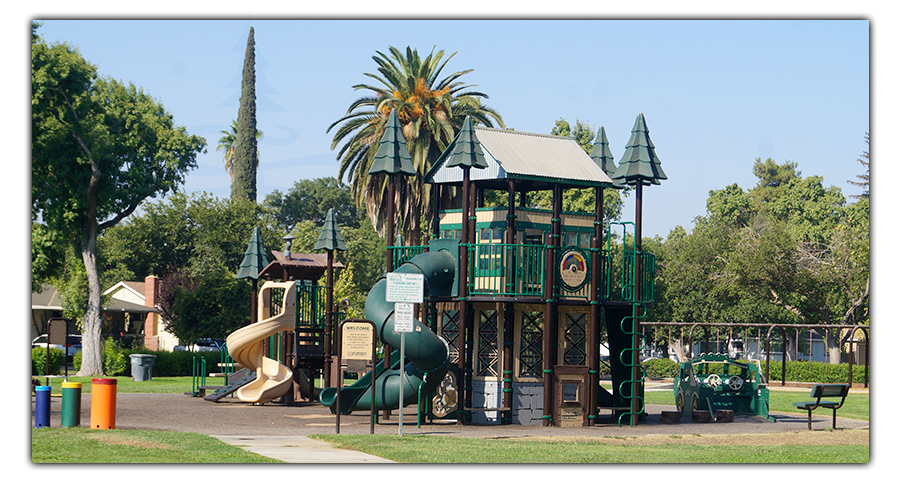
[61,381,82,428]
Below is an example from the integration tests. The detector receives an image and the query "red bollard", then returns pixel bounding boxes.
[90,378,117,429]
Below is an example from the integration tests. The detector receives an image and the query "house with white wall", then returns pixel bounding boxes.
[102,275,179,351]
[32,275,178,351]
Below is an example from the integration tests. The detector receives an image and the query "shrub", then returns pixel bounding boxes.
[32,347,64,375]
[102,340,129,376]
[642,358,679,378]
[73,341,130,376]
[763,360,869,384]
[121,348,221,377]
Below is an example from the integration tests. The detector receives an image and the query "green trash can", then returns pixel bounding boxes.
[129,354,156,381]
[61,381,82,428]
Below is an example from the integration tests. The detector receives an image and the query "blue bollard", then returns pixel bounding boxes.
[34,385,52,428]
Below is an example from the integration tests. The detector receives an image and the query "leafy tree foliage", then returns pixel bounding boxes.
[161,270,251,345]
[32,29,206,376]
[99,192,282,279]
[32,223,68,293]
[262,177,361,230]
[654,158,869,363]
[284,216,386,300]
[848,132,869,200]
[231,27,259,202]
[328,46,503,244]
[551,117,596,153]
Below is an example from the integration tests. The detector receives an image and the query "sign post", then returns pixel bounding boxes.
[337,319,376,434]
[47,318,69,379]
[393,302,414,435]
[386,272,423,436]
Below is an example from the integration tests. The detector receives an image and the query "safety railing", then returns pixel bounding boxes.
[296,282,327,328]
[389,245,429,267]
[386,231,654,304]
[464,243,546,298]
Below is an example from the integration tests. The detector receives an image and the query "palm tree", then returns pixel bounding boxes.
[328,46,503,244]
[217,120,263,182]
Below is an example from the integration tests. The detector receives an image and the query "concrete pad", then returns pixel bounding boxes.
[212,435,395,463]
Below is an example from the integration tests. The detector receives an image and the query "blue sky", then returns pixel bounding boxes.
[31,17,871,239]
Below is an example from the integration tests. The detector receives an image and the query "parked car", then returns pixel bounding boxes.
[32,334,82,361]
[174,338,225,352]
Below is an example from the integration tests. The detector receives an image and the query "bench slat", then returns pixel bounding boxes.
[811,384,850,398]
[794,401,840,409]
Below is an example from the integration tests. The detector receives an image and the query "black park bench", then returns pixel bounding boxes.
[793,384,851,430]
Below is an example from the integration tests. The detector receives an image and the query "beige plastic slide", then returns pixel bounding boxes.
[226,281,296,403]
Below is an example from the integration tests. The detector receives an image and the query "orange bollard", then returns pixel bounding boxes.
[90,378,117,429]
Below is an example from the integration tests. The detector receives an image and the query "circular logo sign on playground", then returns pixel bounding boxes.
[559,248,589,291]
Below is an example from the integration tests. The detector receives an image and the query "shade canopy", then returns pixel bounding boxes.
[611,113,667,186]
[368,108,416,176]
[235,226,270,280]
[426,126,616,192]
[313,208,348,252]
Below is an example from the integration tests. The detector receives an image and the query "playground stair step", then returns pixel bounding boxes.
[202,368,257,402]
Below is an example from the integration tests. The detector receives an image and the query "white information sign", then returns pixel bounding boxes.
[393,302,415,333]
[386,273,424,304]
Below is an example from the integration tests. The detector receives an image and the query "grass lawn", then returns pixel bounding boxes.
[31,378,869,463]
[31,428,280,463]
[311,432,868,463]
[32,376,197,394]
[641,388,870,421]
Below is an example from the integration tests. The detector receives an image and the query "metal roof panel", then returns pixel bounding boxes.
[428,127,615,187]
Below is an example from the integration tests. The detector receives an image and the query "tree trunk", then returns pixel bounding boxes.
[76,223,104,376]
[76,151,105,377]
[783,333,796,362]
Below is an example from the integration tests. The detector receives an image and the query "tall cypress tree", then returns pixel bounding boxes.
[231,27,258,202]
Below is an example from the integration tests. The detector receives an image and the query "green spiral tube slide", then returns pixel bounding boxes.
[320,251,455,415]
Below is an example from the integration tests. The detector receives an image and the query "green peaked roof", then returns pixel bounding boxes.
[440,116,489,170]
[313,208,348,252]
[368,109,416,176]
[612,113,667,186]
[235,227,270,280]
[590,126,619,178]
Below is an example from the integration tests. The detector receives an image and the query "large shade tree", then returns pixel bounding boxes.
[655,158,869,363]
[32,28,206,376]
[328,46,503,244]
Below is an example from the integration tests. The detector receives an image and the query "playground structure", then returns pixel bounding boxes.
[225,281,298,403]
[208,114,667,428]
[673,353,773,421]
[319,250,456,414]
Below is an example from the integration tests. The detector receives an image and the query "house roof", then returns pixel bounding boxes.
[32,284,156,314]
[426,127,617,191]
[105,297,156,314]
[31,286,62,310]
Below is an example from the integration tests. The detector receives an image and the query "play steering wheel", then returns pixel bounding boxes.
[727,375,744,391]
[704,374,722,388]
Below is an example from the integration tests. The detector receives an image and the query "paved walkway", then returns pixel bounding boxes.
[32,386,869,463]
[210,435,395,463]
